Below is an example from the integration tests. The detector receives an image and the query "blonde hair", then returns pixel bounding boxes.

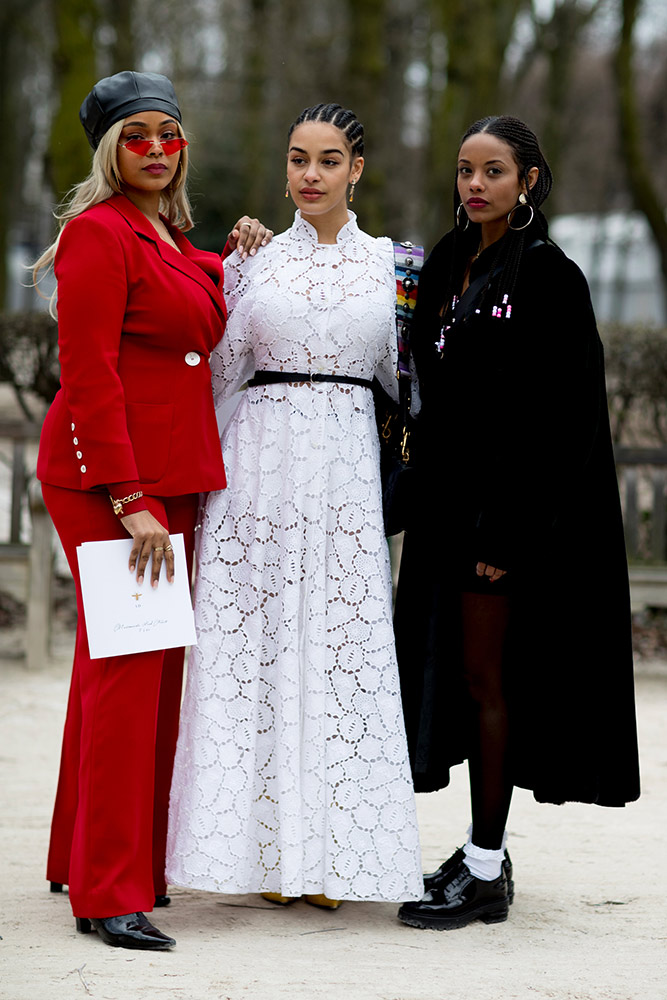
[33,120,193,316]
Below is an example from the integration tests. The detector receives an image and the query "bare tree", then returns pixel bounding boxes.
[508,0,608,196]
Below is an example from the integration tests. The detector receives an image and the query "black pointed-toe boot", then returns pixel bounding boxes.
[76,912,176,950]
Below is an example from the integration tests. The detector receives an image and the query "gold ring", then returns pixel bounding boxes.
[240,222,251,229]
[164,545,173,553]
[153,546,164,552]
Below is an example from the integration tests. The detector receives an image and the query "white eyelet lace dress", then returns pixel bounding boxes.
[166,211,422,901]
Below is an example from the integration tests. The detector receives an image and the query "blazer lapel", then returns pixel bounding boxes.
[106,195,227,323]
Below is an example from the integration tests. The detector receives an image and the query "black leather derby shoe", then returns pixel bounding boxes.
[76,912,176,950]
[399,856,509,930]
[423,846,515,904]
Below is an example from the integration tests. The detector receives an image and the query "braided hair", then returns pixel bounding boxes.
[442,115,555,331]
[288,103,364,158]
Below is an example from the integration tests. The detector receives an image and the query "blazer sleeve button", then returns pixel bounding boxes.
[80,465,87,473]
[185,352,201,366]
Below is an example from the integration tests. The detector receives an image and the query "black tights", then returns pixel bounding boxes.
[461,590,513,851]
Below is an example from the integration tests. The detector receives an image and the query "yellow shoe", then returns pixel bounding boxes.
[304,893,343,910]
[261,892,298,905]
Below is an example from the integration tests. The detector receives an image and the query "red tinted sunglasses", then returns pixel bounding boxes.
[118,136,188,157]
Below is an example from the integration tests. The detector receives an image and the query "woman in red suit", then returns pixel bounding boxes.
[34,71,269,950]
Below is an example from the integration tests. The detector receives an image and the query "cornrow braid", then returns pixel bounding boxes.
[441,115,559,336]
[288,103,364,158]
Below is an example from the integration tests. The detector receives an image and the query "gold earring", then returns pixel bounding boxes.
[285,179,290,199]
[507,193,533,231]
[348,181,356,204]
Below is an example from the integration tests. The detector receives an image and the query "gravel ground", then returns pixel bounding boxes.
[0,647,665,1000]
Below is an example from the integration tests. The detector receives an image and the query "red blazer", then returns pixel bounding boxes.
[37,194,228,496]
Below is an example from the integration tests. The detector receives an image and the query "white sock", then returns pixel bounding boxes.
[462,831,506,881]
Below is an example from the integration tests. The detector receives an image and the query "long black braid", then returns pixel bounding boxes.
[441,115,557,333]
[288,103,364,158]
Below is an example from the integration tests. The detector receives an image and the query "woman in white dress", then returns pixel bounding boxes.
[166,104,422,906]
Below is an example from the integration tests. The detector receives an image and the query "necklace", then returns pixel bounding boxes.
[470,242,483,262]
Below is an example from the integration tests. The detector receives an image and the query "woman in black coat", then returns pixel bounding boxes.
[395,115,640,931]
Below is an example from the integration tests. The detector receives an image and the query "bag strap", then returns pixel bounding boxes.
[392,241,424,459]
[393,241,425,379]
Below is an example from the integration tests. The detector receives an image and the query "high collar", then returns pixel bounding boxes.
[291,209,359,245]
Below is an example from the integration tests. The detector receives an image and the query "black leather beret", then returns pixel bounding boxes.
[79,71,182,150]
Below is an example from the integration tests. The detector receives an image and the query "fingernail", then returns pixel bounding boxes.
[250,248,257,255]
[137,574,143,584]
[261,239,267,245]
[152,580,158,590]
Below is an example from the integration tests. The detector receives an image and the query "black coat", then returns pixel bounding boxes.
[394,228,640,806]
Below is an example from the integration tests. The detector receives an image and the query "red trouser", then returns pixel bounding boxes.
[42,484,198,918]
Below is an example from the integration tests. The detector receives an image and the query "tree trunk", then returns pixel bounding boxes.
[0,17,14,310]
[48,0,99,199]
[615,0,667,322]
[341,0,388,236]
[0,1,44,309]
[426,0,525,246]
[238,0,272,216]
[107,0,135,72]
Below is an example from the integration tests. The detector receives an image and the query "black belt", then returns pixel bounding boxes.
[248,370,374,390]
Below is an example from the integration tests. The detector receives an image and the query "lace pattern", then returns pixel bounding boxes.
[166,212,422,900]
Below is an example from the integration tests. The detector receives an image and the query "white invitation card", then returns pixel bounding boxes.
[76,533,197,659]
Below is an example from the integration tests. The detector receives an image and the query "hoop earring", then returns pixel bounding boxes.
[285,179,290,199]
[507,192,534,231]
[348,180,356,204]
[456,203,470,231]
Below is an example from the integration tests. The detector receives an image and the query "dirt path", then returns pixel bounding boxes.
[1,656,665,1000]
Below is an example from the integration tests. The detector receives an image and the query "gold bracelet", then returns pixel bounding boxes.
[109,490,144,516]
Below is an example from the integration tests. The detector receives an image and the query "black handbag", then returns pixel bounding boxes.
[376,241,424,536]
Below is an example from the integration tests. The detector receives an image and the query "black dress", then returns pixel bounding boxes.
[394,228,641,806]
